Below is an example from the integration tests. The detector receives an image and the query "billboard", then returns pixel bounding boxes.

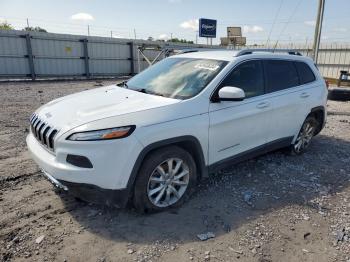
[199,18,217,38]
[227,27,242,37]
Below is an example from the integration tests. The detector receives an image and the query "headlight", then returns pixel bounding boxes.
[67,126,135,141]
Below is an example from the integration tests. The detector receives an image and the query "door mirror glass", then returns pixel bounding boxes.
[218,86,245,101]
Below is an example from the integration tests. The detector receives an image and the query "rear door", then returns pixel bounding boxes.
[208,60,272,165]
[262,59,317,143]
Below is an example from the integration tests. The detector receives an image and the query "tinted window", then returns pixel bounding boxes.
[264,60,299,93]
[295,62,316,84]
[220,60,264,98]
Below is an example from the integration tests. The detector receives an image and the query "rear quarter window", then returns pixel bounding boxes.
[295,61,316,84]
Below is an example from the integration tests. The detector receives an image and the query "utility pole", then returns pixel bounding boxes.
[110,30,113,38]
[312,0,325,63]
[134,29,137,40]
[305,37,309,56]
[26,18,30,28]
[87,25,90,36]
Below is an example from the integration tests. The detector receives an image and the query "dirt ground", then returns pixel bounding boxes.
[0,80,350,262]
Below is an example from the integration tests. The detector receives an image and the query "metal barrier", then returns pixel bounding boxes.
[0,30,218,80]
[0,29,349,80]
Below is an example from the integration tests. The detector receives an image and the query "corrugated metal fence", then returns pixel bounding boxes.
[0,29,349,80]
[241,43,350,80]
[268,43,350,80]
[0,29,217,80]
[298,44,350,80]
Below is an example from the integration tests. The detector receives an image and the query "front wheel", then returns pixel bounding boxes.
[290,116,318,155]
[133,146,197,213]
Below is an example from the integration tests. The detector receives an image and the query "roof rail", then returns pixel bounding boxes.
[175,48,223,54]
[235,48,302,57]
[178,48,203,54]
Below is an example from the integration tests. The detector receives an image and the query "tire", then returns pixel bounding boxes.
[328,88,350,101]
[133,146,197,213]
[288,116,318,155]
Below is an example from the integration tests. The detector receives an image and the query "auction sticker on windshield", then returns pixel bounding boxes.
[194,63,220,71]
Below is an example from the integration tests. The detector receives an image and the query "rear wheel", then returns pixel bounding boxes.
[133,146,197,213]
[290,116,318,155]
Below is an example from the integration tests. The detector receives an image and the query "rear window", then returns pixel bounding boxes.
[295,62,316,84]
[264,60,299,93]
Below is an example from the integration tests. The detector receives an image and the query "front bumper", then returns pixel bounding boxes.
[42,169,68,191]
[27,131,144,207]
[26,132,143,189]
[41,169,129,207]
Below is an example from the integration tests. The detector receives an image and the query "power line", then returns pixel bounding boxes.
[266,0,284,47]
[218,16,349,26]
[273,0,303,49]
[2,14,349,44]
[3,15,348,35]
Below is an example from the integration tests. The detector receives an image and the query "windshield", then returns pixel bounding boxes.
[126,57,227,99]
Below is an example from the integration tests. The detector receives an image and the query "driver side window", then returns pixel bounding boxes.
[221,60,264,99]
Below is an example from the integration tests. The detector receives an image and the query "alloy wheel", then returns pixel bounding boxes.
[147,158,189,208]
[294,121,315,153]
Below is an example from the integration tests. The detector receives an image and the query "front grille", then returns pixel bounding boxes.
[30,113,58,151]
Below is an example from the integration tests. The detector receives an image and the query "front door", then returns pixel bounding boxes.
[208,60,272,166]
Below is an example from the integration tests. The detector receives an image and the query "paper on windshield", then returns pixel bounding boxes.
[194,63,220,71]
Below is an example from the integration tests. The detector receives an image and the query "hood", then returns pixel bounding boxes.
[35,85,180,131]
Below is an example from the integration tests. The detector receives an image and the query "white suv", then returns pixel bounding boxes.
[27,49,327,212]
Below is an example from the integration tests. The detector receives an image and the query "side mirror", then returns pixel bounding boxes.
[218,86,245,101]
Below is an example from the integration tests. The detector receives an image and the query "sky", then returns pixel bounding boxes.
[0,0,349,45]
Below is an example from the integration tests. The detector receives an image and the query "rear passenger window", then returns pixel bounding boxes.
[264,60,299,93]
[220,60,264,98]
[295,62,316,84]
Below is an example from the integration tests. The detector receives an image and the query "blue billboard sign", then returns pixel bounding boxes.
[199,18,217,38]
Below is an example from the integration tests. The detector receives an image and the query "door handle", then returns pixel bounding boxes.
[300,92,310,98]
[256,101,270,109]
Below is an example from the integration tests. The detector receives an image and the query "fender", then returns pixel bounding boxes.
[124,135,208,202]
[311,105,325,114]
[310,105,326,135]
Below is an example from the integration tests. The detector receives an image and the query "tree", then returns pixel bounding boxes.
[167,38,194,44]
[0,21,14,30]
[23,26,47,32]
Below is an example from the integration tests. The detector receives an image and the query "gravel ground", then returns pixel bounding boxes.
[0,80,350,262]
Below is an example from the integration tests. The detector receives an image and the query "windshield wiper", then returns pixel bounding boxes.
[134,88,164,97]
[135,88,147,93]
[116,81,129,88]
